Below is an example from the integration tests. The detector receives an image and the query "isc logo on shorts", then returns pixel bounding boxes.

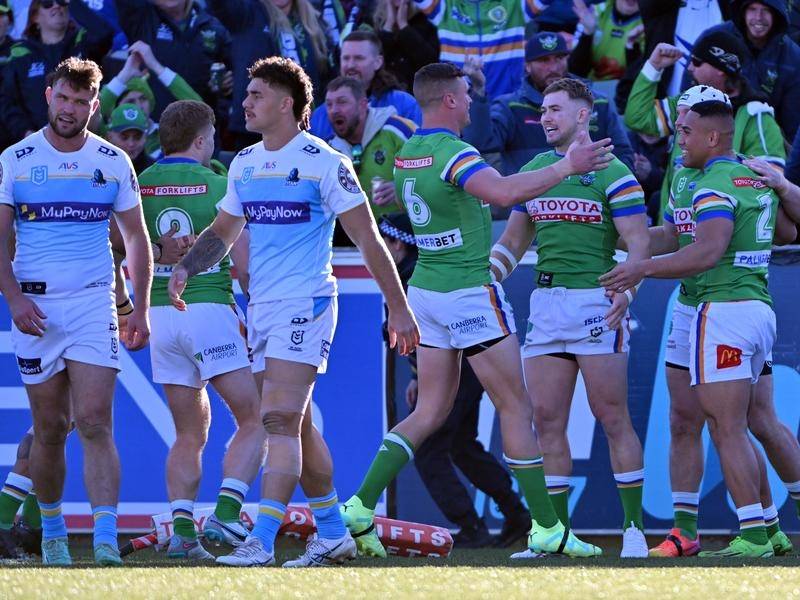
[716,344,742,369]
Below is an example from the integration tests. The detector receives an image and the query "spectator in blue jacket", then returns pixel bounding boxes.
[115,0,231,120]
[702,0,800,140]
[462,32,634,176]
[0,0,114,143]
[787,123,800,185]
[309,29,421,140]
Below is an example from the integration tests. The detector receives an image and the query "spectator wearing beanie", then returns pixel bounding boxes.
[0,0,114,143]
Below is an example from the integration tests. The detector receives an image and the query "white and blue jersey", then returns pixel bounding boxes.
[218,131,366,304]
[0,130,140,300]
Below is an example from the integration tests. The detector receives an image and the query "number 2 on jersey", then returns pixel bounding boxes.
[756,193,773,243]
[402,179,431,226]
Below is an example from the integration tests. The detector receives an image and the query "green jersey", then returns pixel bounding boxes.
[586,2,643,81]
[691,157,777,306]
[624,65,786,220]
[394,128,492,292]
[664,167,701,307]
[139,159,234,307]
[516,151,645,289]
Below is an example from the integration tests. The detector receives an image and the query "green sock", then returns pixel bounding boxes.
[544,476,571,527]
[764,504,780,538]
[614,470,644,530]
[21,494,41,529]
[0,473,33,529]
[355,432,414,510]
[171,500,197,540]
[214,478,248,522]
[741,524,769,546]
[505,456,558,529]
[766,520,780,538]
[672,492,699,539]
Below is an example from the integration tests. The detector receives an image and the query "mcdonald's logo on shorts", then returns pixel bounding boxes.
[716,344,742,369]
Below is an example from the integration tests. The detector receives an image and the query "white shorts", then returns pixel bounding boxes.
[11,291,120,385]
[407,284,516,350]
[149,303,250,388]
[247,304,266,374]
[665,300,695,369]
[249,296,337,374]
[522,287,630,358]
[689,300,776,386]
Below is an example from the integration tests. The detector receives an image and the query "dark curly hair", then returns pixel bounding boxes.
[248,56,314,130]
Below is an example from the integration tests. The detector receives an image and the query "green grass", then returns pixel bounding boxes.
[2,537,800,599]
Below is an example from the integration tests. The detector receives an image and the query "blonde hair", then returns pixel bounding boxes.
[372,0,418,31]
[260,0,328,70]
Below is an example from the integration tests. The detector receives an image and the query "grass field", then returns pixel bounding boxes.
[2,536,800,599]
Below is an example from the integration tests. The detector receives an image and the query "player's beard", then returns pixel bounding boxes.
[48,110,89,139]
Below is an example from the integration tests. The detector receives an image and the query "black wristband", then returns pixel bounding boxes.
[117,298,132,309]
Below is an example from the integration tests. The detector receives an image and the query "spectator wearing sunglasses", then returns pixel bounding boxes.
[325,76,415,219]
[0,0,114,143]
[624,28,786,220]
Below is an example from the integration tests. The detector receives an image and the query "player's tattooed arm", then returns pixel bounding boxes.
[179,228,228,277]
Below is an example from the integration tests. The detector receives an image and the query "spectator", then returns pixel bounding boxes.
[569,0,644,81]
[0,0,114,143]
[105,102,154,173]
[309,29,421,140]
[115,0,231,119]
[8,0,29,39]
[702,0,800,141]
[787,123,800,184]
[627,130,667,224]
[413,0,550,98]
[99,40,202,159]
[0,2,14,59]
[624,31,786,218]
[373,0,438,91]
[325,76,415,218]
[462,32,634,176]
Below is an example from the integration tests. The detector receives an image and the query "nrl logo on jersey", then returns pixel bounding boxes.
[30,165,47,185]
[241,166,255,185]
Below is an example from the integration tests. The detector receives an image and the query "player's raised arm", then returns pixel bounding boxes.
[464,131,614,208]
[339,203,419,356]
[169,209,245,310]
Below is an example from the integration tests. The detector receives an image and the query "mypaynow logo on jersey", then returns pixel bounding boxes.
[18,202,112,222]
[243,201,311,224]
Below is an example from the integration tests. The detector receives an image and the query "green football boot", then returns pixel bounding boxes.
[770,530,793,556]
[698,536,774,558]
[527,520,602,558]
[340,495,386,558]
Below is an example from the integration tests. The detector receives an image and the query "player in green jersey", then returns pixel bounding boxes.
[488,77,651,558]
[631,88,800,557]
[602,100,788,558]
[139,101,265,559]
[341,63,615,560]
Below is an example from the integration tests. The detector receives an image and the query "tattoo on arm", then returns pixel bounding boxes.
[179,229,227,278]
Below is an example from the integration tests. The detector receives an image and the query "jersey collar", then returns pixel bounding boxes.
[158,157,200,165]
[414,127,457,137]
[703,155,739,170]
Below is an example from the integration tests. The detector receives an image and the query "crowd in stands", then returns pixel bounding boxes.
[0,0,799,227]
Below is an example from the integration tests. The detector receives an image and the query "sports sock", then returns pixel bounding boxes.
[214,478,249,522]
[737,503,768,545]
[614,469,644,531]
[22,493,41,529]
[763,503,780,538]
[545,475,570,528]
[92,505,118,549]
[505,455,557,529]
[0,473,32,529]
[251,499,286,553]
[672,491,699,539]
[39,500,67,540]
[309,489,347,540]
[355,432,414,510]
[784,480,800,517]
[170,499,197,540]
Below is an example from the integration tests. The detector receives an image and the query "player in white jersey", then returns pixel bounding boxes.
[0,59,152,566]
[169,57,419,567]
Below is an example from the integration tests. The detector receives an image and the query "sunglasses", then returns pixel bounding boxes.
[40,0,70,8]
[690,56,703,67]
